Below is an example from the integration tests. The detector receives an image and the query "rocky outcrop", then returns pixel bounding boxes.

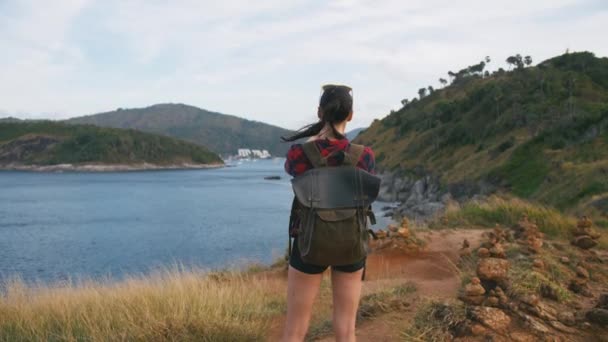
[377,171,448,220]
[377,169,497,221]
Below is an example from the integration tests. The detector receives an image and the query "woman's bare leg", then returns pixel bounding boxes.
[282,266,323,342]
[331,268,364,342]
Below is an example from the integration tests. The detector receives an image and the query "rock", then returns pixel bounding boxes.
[387,224,398,232]
[598,294,608,310]
[557,311,576,326]
[485,295,500,307]
[490,243,506,259]
[568,278,593,297]
[540,284,559,301]
[462,239,470,248]
[459,247,472,258]
[577,216,593,229]
[527,237,543,253]
[532,259,544,269]
[587,308,608,327]
[470,323,486,336]
[521,294,540,307]
[477,258,510,282]
[560,256,570,264]
[509,331,538,342]
[520,313,550,334]
[470,307,511,332]
[477,247,491,258]
[494,286,509,306]
[572,235,598,250]
[400,217,409,228]
[464,287,484,297]
[465,277,486,296]
[397,227,409,238]
[461,277,486,305]
[576,266,589,279]
[375,229,387,239]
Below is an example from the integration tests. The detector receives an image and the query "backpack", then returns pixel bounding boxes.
[288,141,381,266]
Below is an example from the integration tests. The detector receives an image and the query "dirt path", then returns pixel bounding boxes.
[268,228,486,341]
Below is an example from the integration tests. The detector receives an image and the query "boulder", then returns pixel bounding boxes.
[572,235,598,249]
[557,311,576,327]
[587,308,608,327]
[470,307,511,332]
[598,294,608,310]
[477,258,510,282]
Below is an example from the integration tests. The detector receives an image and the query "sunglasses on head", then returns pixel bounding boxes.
[321,84,353,98]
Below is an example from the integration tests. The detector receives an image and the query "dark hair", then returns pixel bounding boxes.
[281,84,353,142]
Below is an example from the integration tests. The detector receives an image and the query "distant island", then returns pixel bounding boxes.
[66,103,295,157]
[0,121,223,172]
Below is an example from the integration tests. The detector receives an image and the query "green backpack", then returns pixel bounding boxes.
[289,141,381,266]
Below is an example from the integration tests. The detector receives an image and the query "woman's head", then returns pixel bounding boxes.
[281,84,353,142]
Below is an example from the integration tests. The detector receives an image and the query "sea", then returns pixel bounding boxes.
[0,159,392,284]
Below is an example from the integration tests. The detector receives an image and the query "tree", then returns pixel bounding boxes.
[439,78,448,87]
[515,54,524,69]
[524,55,533,67]
[418,87,427,99]
[484,70,490,78]
[485,56,491,64]
[448,71,456,83]
[506,56,517,70]
[401,98,409,107]
[427,86,434,94]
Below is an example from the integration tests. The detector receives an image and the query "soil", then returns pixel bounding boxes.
[267,229,486,341]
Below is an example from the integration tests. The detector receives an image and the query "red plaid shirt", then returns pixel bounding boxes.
[285,137,376,236]
[284,138,376,177]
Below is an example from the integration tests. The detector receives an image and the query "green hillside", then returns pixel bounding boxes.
[66,103,294,156]
[0,121,223,166]
[355,52,608,214]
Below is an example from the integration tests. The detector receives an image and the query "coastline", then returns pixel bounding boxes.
[0,162,225,172]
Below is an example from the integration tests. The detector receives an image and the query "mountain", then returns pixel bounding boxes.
[66,103,294,156]
[0,117,22,123]
[346,127,366,141]
[0,121,223,169]
[354,51,608,216]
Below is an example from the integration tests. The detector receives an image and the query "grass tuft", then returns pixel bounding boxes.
[0,268,285,342]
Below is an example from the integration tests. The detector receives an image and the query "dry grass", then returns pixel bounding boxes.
[401,299,467,342]
[0,267,285,342]
[436,195,576,239]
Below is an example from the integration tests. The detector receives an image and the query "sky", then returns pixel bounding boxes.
[1,0,607,130]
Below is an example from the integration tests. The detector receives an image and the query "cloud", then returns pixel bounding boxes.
[0,0,607,129]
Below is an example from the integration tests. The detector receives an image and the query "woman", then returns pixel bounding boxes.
[281,84,375,342]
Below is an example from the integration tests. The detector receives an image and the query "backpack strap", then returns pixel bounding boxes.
[301,141,366,168]
[344,143,365,167]
[301,141,327,168]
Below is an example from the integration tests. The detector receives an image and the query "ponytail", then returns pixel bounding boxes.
[281,84,352,142]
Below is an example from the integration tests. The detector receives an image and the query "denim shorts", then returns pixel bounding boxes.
[288,237,366,274]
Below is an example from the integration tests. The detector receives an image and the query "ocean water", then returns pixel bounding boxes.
[0,159,391,284]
